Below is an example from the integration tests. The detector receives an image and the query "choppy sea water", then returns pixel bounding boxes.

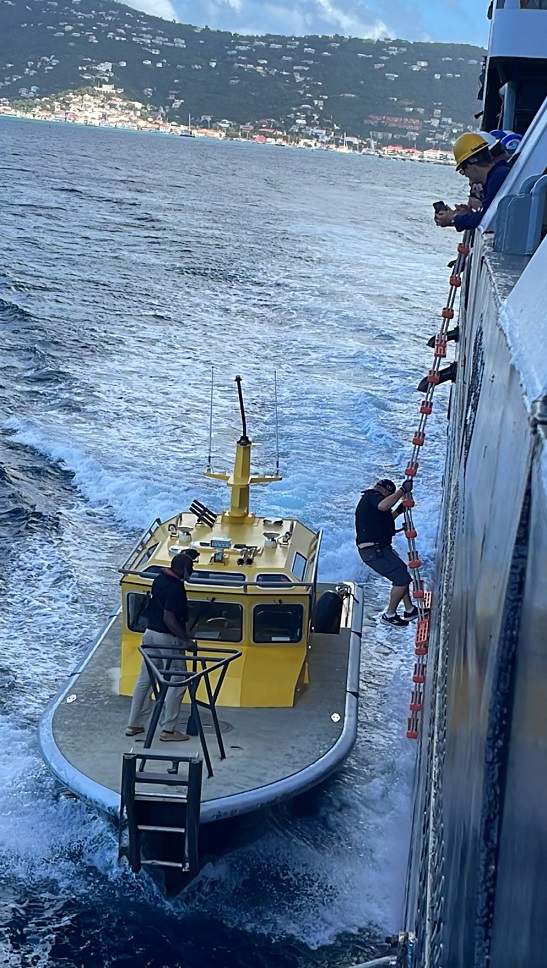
[0,118,457,967]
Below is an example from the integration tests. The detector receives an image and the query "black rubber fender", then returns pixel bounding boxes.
[312,589,344,634]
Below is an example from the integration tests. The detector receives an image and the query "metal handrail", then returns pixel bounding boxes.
[306,528,322,583]
[120,572,316,594]
[119,518,162,573]
[139,644,242,778]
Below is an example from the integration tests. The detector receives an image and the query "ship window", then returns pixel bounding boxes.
[186,570,245,585]
[136,543,158,570]
[256,573,291,585]
[253,603,304,643]
[127,592,151,633]
[188,601,243,642]
[292,553,307,582]
[139,565,163,580]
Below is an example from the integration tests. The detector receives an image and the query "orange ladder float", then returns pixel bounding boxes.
[404,231,471,740]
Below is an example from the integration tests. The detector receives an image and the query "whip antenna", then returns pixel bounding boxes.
[207,366,214,471]
[274,370,280,475]
[235,375,249,444]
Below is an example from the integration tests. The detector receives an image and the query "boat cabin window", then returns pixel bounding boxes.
[253,603,304,643]
[188,601,243,642]
[186,570,245,585]
[291,553,307,582]
[256,573,291,585]
[136,543,159,570]
[139,565,163,580]
[127,592,151,633]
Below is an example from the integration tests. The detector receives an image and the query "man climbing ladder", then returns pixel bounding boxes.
[355,477,418,629]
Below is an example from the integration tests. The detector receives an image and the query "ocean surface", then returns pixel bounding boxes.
[0,118,457,967]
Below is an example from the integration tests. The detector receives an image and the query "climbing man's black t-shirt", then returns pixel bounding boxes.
[355,490,396,546]
[147,570,188,634]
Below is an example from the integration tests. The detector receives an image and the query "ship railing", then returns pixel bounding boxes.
[120,517,162,573]
[493,173,547,256]
[138,644,242,778]
[119,572,316,595]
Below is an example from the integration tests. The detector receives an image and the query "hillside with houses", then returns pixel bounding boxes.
[0,0,485,146]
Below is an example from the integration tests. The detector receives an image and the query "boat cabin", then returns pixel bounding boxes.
[119,393,321,708]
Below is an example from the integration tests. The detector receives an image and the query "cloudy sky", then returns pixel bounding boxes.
[134,0,490,47]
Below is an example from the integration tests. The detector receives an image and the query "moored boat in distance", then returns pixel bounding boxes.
[39,377,363,892]
[180,112,195,137]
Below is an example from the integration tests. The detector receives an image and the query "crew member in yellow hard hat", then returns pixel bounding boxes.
[434,132,512,231]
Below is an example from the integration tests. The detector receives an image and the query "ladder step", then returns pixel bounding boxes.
[135,773,191,788]
[134,793,188,804]
[141,859,188,869]
[137,824,187,834]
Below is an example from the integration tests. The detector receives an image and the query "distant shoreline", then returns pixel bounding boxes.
[0,113,454,165]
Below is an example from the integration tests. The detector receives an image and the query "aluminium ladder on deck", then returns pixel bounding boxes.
[119,751,203,876]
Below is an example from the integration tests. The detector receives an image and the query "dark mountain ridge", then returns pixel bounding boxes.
[0,0,484,143]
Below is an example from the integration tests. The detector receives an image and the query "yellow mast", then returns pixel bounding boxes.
[204,376,281,520]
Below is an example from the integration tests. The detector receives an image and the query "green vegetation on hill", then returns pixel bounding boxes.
[0,0,485,144]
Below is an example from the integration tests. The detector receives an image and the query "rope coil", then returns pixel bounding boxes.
[404,230,472,740]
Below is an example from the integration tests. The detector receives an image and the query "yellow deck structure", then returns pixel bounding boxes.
[119,380,321,707]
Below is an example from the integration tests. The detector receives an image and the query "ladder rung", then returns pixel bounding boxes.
[134,792,188,803]
[135,773,190,787]
[137,825,186,834]
[141,859,188,869]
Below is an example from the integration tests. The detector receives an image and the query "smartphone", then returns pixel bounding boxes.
[433,200,448,213]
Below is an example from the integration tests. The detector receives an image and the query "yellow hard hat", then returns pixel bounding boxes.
[453,132,490,171]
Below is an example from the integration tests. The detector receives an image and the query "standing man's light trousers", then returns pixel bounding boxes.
[127,629,188,733]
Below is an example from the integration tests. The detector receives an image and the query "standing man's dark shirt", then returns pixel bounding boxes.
[147,569,188,634]
[355,490,396,547]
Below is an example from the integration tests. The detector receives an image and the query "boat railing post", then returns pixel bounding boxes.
[201,663,226,759]
[185,756,203,875]
[140,647,168,756]
[121,753,141,872]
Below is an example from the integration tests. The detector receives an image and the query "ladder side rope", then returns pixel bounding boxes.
[404,231,471,740]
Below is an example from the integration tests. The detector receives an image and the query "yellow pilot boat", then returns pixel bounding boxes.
[39,378,363,890]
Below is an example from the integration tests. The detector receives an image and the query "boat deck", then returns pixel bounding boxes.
[47,589,361,821]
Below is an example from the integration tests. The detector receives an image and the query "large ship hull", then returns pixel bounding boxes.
[403,231,547,967]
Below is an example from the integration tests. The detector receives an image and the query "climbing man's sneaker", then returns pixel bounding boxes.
[403,605,431,621]
[381,613,409,629]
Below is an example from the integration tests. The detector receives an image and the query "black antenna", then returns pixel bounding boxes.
[274,370,280,475]
[207,366,214,471]
[235,375,250,445]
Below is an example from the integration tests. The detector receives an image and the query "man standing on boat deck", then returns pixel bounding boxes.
[125,550,199,742]
[355,479,416,629]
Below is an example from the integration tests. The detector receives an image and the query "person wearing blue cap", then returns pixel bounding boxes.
[355,478,417,628]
